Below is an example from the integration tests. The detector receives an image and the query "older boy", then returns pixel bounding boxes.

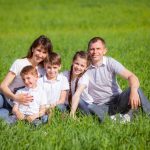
[85,37,150,122]
[38,52,69,111]
[12,65,47,125]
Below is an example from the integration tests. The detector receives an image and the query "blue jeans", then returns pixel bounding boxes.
[0,93,12,112]
[57,104,70,112]
[0,94,12,122]
[88,88,150,122]
[32,115,48,127]
[78,99,91,115]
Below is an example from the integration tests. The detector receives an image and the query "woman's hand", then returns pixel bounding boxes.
[15,93,33,105]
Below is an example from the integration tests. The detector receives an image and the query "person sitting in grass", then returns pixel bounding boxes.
[63,51,92,117]
[86,36,150,122]
[12,65,47,126]
[71,36,150,122]
[38,52,69,114]
[0,35,53,121]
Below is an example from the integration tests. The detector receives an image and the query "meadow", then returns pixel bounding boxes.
[0,0,150,149]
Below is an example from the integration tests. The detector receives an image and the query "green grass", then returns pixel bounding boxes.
[0,0,150,149]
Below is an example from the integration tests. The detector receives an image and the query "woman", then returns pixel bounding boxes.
[0,35,53,121]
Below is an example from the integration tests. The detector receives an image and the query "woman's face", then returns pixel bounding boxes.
[32,45,48,64]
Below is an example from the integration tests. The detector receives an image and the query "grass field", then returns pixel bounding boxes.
[0,0,150,149]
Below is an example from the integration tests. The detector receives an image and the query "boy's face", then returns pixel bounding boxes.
[44,63,61,80]
[88,40,107,64]
[22,74,38,88]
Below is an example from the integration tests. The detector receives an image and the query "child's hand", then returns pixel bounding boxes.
[50,103,56,108]
[26,114,37,122]
[16,111,25,120]
[70,112,76,119]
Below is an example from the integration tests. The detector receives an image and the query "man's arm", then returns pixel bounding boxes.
[119,68,140,109]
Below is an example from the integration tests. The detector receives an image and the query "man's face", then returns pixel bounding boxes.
[88,40,107,64]
[44,63,61,80]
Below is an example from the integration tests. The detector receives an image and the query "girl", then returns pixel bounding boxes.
[0,35,53,119]
[63,51,93,118]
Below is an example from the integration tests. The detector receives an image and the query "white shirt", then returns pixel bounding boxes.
[15,86,47,115]
[9,58,45,93]
[63,71,93,104]
[38,73,69,105]
[86,56,124,105]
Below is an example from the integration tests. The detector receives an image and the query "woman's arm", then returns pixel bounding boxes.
[1,72,33,104]
[1,72,16,100]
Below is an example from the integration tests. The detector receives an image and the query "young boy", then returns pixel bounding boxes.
[84,37,150,122]
[12,65,47,125]
[38,52,69,111]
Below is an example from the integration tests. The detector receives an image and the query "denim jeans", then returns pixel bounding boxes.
[0,93,12,113]
[32,115,48,127]
[88,88,150,122]
[57,104,70,112]
[0,94,11,122]
[78,99,91,115]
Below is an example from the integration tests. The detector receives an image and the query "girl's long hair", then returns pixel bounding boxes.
[68,51,90,107]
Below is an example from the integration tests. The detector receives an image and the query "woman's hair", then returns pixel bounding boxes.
[26,35,53,60]
[68,51,90,106]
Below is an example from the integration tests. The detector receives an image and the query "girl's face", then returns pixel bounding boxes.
[72,57,87,77]
[32,45,48,64]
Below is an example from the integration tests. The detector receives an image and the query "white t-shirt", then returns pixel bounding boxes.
[9,58,45,93]
[63,71,93,104]
[38,73,69,105]
[15,86,47,115]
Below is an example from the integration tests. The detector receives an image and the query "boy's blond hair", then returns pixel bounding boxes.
[20,65,38,78]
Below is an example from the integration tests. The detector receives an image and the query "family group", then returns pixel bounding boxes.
[0,35,150,125]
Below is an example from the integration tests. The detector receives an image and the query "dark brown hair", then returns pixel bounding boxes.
[87,36,106,51]
[26,35,53,59]
[44,52,61,66]
[68,51,90,106]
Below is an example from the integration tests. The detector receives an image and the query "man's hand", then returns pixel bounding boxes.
[129,88,141,109]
